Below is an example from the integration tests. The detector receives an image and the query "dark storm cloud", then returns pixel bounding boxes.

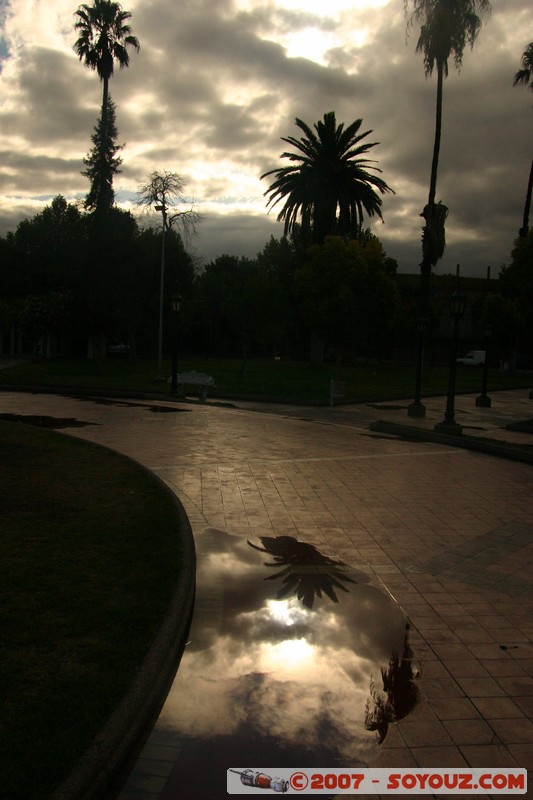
[0,150,82,192]
[1,45,97,143]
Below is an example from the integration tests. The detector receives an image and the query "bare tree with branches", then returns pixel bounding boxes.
[137,171,200,239]
[137,171,201,379]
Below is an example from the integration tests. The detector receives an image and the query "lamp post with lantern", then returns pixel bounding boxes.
[434,287,467,434]
[154,202,167,381]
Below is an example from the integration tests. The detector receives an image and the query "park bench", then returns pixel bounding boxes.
[176,370,215,402]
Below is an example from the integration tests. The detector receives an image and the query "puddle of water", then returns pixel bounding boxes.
[0,413,98,429]
[68,397,189,413]
[156,529,418,800]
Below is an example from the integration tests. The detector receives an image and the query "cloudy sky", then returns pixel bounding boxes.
[0,0,531,276]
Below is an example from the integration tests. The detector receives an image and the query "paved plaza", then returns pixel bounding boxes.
[2,388,533,799]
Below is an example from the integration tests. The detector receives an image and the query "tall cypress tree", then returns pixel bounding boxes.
[82,95,123,215]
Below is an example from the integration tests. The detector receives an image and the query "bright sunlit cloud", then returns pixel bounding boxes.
[260,638,316,670]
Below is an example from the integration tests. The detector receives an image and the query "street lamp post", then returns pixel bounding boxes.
[476,323,493,408]
[170,293,181,396]
[155,202,167,381]
[434,288,467,435]
[408,317,427,418]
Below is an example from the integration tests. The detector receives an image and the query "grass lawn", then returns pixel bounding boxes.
[0,420,185,800]
[0,355,531,403]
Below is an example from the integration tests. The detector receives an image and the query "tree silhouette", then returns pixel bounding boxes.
[248,536,357,609]
[364,624,419,744]
[261,112,394,246]
[513,42,533,238]
[82,96,123,212]
[74,0,139,214]
[405,0,491,412]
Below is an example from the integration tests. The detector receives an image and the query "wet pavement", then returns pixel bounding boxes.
[1,387,533,799]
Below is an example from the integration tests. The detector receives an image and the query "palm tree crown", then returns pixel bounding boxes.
[406,0,491,78]
[514,42,533,91]
[74,0,139,108]
[405,0,491,209]
[513,42,533,238]
[262,112,394,245]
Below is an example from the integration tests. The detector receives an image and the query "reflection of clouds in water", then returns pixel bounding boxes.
[195,530,406,664]
[172,529,412,766]
[173,635,377,763]
[171,620,379,743]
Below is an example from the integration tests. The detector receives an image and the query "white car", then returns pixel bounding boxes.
[456,350,485,366]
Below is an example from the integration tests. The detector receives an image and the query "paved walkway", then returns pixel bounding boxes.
[2,388,533,798]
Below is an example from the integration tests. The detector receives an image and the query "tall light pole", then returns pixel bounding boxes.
[155,202,167,381]
[170,293,181,395]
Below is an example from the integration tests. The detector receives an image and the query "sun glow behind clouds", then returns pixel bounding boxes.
[252,0,392,64]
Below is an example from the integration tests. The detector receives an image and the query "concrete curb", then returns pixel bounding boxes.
[370,419,533,466]
[50,464,196,800]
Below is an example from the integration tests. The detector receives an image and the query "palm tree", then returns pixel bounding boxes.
[406,0,491,221]
[404,0,490,417]
[261,111,394,245]
[513,42,533,238]
[74,0,140,118]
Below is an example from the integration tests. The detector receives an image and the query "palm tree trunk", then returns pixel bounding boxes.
[102,76,109,125]
[519,158,533,238]
[428,61,444,208]
[421,60,445,317]
[410,60,444,417]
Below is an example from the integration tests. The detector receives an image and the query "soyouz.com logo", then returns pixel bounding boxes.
[227,767,527,794]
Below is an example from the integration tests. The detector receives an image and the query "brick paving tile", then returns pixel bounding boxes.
[432,643,476,660]
[373,748,414,767]
[443,659,490,678]
[429,698,482,720]
[471,697,525,719]
[455,627,498,642]
[515,657,533,674]
[507,743,533,768]
[496,676,533,696]
[456,676,507,697]
[483,659,528,678]
[442,718,497,745]
[460,744,519,767]
[514,696,533,716]
[411,744,469,767]
[398,720,454,748]
[421,678,466,699]
[488,717,533,744]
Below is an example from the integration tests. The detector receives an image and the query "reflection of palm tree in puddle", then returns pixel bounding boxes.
[364,624,419,743]
[248,536,358,609]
